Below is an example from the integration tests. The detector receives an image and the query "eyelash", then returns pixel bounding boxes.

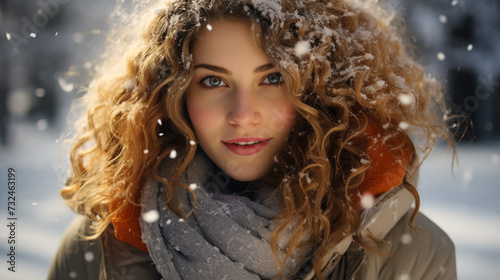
[198,75,226,91]
[261,72,284,87]
[197,72,284,90]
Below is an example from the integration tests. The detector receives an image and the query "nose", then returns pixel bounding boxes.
[226,89,261,127]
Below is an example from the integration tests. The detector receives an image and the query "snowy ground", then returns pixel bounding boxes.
[418,143,500,279]
[0,122,499,279]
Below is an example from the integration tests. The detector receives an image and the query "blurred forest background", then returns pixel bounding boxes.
[0,0,499,279]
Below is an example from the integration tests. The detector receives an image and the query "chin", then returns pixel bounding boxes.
[226,171,262,182]
[224,164,270,182]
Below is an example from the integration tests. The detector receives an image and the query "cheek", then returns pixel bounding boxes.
[283,102,296,129]
[186,93,219,134]
[268,99,296,134]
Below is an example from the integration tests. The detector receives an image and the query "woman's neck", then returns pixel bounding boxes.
[213,165,257,200]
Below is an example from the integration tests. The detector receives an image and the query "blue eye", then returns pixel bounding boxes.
[262,73,284,85]
[200,76,227,88]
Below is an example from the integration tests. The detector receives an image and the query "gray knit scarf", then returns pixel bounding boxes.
[140,151,308,280]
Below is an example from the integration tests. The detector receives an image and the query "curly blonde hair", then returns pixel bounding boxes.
[61,0,455,278]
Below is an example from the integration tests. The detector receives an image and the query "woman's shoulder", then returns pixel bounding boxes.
[338,184,457,280]
[360,210,457,280]
[324,185,456,280]
[47,215,102,280]
[48,215,162,280]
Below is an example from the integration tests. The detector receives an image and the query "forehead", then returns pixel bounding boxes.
[191,18,270,65]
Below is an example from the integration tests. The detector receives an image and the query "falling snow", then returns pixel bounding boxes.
[400,234,413,244]
[492,154,499,164]
[463,170,473,183]
[57,76,75,92]
[398,274,411,280]
[360,193,375,209]
[398,94,415,106]
[37,119,48,131]
[123,79,135,90]
[294,41,310,57]
[436,52,446,61]
[35,88,46,97]
[73,32,83,43]
[84,251,95,262]
[142,210,160,223]
[273,155,278,163]
[169,149,177,159]
[398,122,410,130]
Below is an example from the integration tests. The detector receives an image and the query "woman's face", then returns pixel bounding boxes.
[186,18,296,182]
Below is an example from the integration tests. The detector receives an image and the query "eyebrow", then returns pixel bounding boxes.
[194,63,275,74]
[254,63,275,73]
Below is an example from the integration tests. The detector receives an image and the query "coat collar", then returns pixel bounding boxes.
[305,181,417,280]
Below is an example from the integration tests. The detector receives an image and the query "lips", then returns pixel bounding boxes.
[222,138,271,156]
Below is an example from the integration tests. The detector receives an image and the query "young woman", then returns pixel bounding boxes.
[49,0,457,279]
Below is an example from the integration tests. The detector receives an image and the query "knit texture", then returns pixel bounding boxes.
[139,151,310,279]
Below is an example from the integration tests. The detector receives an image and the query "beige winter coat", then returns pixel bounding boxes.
[47,185,457,280]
